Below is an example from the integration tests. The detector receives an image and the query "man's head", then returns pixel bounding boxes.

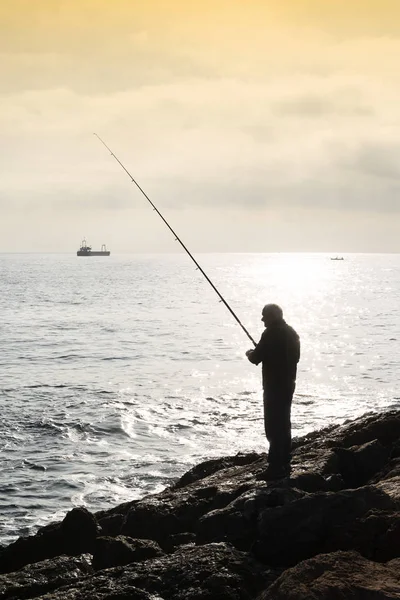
[261,303,283,327]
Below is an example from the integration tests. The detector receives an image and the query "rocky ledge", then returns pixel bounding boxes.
[1,409,400,599]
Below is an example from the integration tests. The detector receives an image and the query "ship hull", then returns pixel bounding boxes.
[77,251,110,256]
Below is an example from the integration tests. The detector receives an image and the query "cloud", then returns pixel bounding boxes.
[272,0,400,38]
[1,69,399,218]
[341,143,400,181]
[1,2,400,250]
[272,95,374,118]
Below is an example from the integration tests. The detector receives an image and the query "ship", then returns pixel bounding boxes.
[77,239,110,256]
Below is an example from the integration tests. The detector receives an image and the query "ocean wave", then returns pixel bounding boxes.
[101,356,133,361]
[22,460,47,472]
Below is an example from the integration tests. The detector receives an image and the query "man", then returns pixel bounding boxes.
[246,304,300,480]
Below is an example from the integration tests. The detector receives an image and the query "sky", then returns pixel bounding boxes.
[1,0,400,253]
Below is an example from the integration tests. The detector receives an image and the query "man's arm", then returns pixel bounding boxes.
[246,330,269,365]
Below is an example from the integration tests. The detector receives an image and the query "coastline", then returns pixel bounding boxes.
[1,408,399,599]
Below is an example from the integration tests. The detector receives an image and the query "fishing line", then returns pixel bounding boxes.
[94,133,256,346]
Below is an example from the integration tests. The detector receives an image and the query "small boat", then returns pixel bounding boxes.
[330,257,344,261]
[77,239,110,256]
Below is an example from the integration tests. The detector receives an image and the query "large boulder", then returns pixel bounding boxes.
[334,439,389,487]
[92,535,164,570]
[253,485,396,566]
[0,507,100,574]
[258,550,400,599]
[0,555,93,598]
[197,484,305,549]
[3,543,276,600]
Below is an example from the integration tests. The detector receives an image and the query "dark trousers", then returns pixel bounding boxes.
[263,382,295,469]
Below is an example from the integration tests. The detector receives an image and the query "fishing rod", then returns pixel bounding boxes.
[94,133,256,346]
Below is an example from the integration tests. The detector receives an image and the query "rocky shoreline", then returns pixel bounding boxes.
[1,409,399,599]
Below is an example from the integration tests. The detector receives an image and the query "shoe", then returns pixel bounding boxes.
[260,465,291,481]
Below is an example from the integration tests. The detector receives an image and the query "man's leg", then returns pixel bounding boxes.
[279,398,292,469]
[263,386,294,477]
[263,389,282,468]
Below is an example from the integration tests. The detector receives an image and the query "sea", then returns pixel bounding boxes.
[1,252,399,545]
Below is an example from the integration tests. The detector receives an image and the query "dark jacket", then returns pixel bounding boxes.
[248,319,300,389]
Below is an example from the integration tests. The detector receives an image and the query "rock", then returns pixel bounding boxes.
[335,439,389,487]
[173,452,262,488]
[287,471,328,492]
[0,523,61,574]
[120,466,254,549]
[253,485,396,566]
[325,473,345,491]
[0,555,93,598]
[291,410,400,481]
[337,413,400,448]
[197,484,305,549]
[95,512,124,537]
[166,531,196,551]
[121,502,183,546]
[293,411,400,451]
[258,550,400,599]
[18,543,276,600]
[377,475,400,501]
[0,409,399,599]
[92,536,164,570]
[61,507,100,555]
[0,507,100,574]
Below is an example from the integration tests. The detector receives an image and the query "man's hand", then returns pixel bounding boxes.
[245,349,254,358]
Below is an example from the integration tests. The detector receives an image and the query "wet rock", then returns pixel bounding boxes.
[337,413,400,448]
[258,550,400,599]
[0,409,399,599]
[0,554,93,598]
[324,473,345,491]
[335,439,389,487]
[22,543,275,600]
[373,513,400,562]
[120,471,253,549]
[173,452,261,488]
[377,475,400,501]
[165,531,196,551]
[197,484,305,549]
[0,523,61,575]
[61,507,100,555]
[93,535,164,570]
[0,507,100,574]
[288,471,328,492]
[291,447,340,476]
[122,502,182,546]
[292,411,400,451]
[253,485,396,566]
[96,512,124,537]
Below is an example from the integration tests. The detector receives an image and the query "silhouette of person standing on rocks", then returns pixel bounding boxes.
[246,304,300,480]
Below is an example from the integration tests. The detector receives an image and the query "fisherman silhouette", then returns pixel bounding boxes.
[246,304,300,480]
